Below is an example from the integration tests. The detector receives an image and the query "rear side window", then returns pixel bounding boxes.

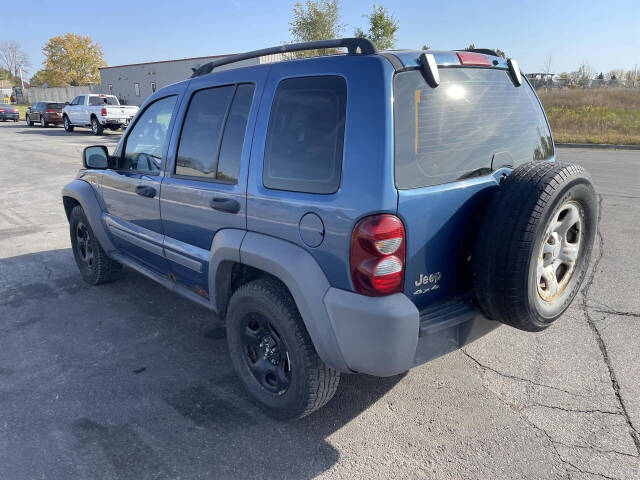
[217,84,255,183]
[263,76,346,194]
[394,68,553,189]
[176,83,254,183]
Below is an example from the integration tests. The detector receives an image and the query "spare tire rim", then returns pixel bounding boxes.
[537,201,584,302]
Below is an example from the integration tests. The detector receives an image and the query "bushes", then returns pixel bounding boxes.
[538,88,640,144]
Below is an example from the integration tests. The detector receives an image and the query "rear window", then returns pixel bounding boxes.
[394,68,553,189]
[89,96,119,106]
[46,103,64,109]
[263,75,346,194]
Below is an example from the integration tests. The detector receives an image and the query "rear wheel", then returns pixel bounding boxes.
[226,278,340,419]
[474,161,597,331]
[63,116,74,132]
[91,117,104,136]
[40,116,47,128]
[69,205,123,285]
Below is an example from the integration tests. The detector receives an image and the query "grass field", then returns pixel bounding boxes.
[538,88,640,145]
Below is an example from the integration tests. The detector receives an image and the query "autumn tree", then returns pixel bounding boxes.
[40,33,106,86]
[354,4,399,50]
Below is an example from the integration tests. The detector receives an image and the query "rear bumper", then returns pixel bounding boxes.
[0,113,19,120]
[44,114,63,124]
[102,117,130,126]
[323,288,500,376]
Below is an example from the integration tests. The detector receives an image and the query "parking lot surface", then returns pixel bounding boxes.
[1,122,639,480]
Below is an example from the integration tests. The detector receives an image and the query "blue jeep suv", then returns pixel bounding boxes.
[62,39,597,418]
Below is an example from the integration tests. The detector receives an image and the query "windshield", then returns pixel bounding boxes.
[46,103,65,109]
[394,68,553,189]
[89,96,119,106]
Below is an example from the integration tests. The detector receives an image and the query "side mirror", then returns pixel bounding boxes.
[83,145,110,169]
[65,101,70,105]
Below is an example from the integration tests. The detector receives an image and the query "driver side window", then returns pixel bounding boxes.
[122,95,177,174]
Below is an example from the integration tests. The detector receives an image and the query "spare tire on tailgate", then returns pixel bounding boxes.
[473,161,597,331]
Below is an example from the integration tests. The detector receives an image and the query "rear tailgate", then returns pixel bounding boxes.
[394,66,554,310]
[106,105,138,119]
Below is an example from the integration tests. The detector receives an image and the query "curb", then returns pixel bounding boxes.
[556,143,640,151]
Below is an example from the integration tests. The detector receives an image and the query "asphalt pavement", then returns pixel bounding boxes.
[0,121,638,479]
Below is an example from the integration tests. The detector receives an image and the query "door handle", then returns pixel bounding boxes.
[210,197,240,214]
[135,185,157,198]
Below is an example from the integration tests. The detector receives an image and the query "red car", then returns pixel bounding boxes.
[25,101,65,127]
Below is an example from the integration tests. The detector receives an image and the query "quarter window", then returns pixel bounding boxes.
[263,76,346,194]
[122,95,177,174]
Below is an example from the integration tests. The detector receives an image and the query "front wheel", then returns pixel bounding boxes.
[91,117,104,136]
[26,115,32,126]
[226,279,340,419]
[69,205,123,285]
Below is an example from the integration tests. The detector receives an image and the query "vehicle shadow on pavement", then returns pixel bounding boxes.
[13,126,122,139]
[0,248,404,480]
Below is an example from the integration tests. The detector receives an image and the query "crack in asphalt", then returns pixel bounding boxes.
[553,441,639,460]
[560,458,619,480]
[460,349,589,398]
[581,195,640,456]
[43,261,53,281]
[522,403,622,417]
[592,309,640,319]
[462,348,637,479]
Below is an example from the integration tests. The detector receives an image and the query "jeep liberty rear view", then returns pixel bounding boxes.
[62,39,597,419]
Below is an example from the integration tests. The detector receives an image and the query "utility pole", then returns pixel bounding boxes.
[19,67,24,90]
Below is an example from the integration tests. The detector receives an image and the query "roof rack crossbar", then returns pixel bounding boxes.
[191,38,377,77]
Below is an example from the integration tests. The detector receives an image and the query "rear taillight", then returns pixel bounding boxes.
[0,109,5,113]
[46,109,55,113]
[101,107,107,116]
[350,214,406,296]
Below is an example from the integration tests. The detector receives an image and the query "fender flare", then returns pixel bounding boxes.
[62,179,116,253]
[237,232,351,373]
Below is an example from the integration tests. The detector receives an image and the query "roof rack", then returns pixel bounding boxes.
[191,38,378,78]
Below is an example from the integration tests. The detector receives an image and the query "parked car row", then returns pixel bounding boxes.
[21,94,139,135]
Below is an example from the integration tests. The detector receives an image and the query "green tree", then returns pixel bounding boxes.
[28,69,47,87]
[354,4,399,50]
[289,0,343,56]
[466,43,476,50]
[421,45,430,50]
[493,48,506,59]
[40,33,106,86]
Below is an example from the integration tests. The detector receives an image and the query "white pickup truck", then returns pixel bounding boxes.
[62,94,139,135]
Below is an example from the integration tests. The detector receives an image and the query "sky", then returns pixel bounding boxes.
[10,0,640,79]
